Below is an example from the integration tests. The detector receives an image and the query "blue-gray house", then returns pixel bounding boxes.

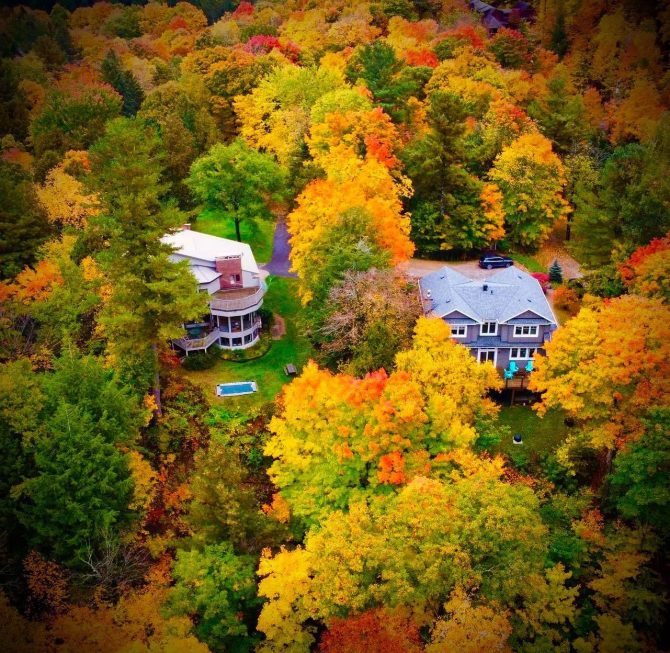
[419,265,558,370]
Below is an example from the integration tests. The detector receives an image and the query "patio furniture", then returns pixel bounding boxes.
[525,360,534,373]
[284,363,297,376]
[509,361,519,374]
[503,369,514,380]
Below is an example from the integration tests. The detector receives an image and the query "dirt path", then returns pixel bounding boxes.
[536,219,584,279]
[270,314,286,340]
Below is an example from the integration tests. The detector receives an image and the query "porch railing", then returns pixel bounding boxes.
[209,284,266,312]
[174,328,221,352]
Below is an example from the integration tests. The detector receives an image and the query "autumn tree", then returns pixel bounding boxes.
[297,207,391,310]
[257,473,557,652]
[265,318,501,524]
[187,139,284,242]
[287,155,413,302]
[316,268,421,375]
[426,587,512,653]
[618,234,670,303]
[88,117,207,410]
[29,66,123,160]
[488,132,568,248]
[235,63,346,170]
[0,160,51,278]
[530,295,670,468]
[167,542,261,652]
[36,151,100,229]
[319,608,422,653]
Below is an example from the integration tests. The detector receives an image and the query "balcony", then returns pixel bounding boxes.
[210,283,265,313]
[174,328,221,353]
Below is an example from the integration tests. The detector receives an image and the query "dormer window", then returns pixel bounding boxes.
[480,322,497,336]
[513,325,539,337]
[451,325,467,338]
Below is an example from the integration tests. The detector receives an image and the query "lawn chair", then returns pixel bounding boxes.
[525,360,534,373]
[509,361,519,374]
[503,369,514,380]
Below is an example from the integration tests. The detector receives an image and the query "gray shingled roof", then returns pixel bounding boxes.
[419,265,558,325]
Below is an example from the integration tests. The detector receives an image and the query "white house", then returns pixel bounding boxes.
[162,225,266,353]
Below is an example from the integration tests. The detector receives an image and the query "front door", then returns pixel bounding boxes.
[478,349,497,365]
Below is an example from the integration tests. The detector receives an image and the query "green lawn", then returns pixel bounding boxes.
[182,276,313,415]
[191,208,275,264]
[494,406,569,457]
[511,252,545,273]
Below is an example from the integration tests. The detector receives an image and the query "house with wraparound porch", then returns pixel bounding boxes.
[162,225,266,354]
[419,265,558,371]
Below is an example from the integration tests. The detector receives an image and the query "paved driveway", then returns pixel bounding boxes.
[262,219,296,278]
[402,258,520,280]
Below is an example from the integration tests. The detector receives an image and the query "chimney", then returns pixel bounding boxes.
[182,223,191,230]
[215,255,243,289]
[483,284,488,292]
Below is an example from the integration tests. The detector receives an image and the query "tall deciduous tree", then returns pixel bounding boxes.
[488,132,568,248]
[317,268,421,375]
[187,139,284,242]
[530,295,670,467]
[88,117,207,411]
[167,542,261,652]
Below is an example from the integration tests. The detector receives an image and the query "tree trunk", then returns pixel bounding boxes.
[152,343,162,417]
[235,218,242,242]
[565,214,572,241]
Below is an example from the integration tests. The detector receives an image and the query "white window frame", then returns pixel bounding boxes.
[480,321,498,336]
[451,325,467,338]
[510,347,537,360]
[513,324,539,338]
[478,349,497,366]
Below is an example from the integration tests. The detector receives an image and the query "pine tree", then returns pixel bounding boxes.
[101,50,145,117]
[549,260,563,284]
[88,117,207,412]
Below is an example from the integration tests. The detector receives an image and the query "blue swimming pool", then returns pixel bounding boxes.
[216,381,257,397]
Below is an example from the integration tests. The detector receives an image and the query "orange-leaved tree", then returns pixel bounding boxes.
[265,318,501,523]
[530,295,670,463]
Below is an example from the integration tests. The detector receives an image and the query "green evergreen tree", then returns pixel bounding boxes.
[549,259,563,284]
[101,50,145,117]
[17,402,133,567]
[345,41,419,122]
[550,7,569,58]
[0,160,52,279]
[88,117,207,412]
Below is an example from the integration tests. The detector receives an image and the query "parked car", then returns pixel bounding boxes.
[479,254,514,269]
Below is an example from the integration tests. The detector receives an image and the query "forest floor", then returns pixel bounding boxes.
[182,276,313,415]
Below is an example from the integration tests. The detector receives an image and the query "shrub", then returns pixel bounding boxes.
[549,259,563,284]
[553,286,580,315]
[181,348,221,371]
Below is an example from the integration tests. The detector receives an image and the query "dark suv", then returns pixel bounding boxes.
[479,254,514,269]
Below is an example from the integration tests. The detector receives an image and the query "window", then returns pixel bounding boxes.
[478,349,496,364]
[229,273,241,284]
[451,325,467,338]
[220,337,230,347]
[510,347,537,360]
[513,325,539,337]
[232,337,242,347]
[244,333,253,344]
[480,322,497,336]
